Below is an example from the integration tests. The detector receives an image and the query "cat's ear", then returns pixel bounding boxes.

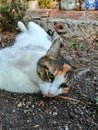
[65,67,89,86]
[46,38,62,58]
[73,67,89,79]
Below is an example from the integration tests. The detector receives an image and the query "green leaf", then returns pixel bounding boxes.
[69,39,74,49]
[79,43,83,48]
[94,98,98,103]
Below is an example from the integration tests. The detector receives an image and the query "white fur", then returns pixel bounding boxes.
[0,21,64,97]
[18,21,27,32]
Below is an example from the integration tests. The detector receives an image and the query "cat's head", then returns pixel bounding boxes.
[37,37,89,97]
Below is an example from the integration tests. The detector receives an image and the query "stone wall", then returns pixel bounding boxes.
[26,9,98,45]
[26,9,98,20]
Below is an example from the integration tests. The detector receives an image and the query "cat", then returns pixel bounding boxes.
[0,21,89,97]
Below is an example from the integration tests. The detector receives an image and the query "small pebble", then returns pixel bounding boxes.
[53,112,58,116]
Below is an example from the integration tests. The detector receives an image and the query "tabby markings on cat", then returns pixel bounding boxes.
[0,21,88,97]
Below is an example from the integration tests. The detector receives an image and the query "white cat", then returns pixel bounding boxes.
[0,21,87,97]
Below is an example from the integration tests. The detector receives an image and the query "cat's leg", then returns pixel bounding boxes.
[18,21,27,32]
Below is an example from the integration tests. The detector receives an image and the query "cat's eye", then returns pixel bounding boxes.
[48,72,54,82]
[59,83,68,88]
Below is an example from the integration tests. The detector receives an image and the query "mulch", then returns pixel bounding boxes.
[0,32,98,130]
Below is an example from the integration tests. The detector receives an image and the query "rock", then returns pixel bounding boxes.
[27,0,39,9]
[61,0,76,10]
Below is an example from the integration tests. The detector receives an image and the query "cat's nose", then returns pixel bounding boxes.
[48,91,54,97]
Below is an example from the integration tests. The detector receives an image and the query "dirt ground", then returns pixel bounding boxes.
[0,31,98,130]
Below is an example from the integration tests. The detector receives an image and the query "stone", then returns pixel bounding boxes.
[61,0,76,10]
[27,0,39,10]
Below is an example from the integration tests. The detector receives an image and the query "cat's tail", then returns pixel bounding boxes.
[17,21,27,32]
